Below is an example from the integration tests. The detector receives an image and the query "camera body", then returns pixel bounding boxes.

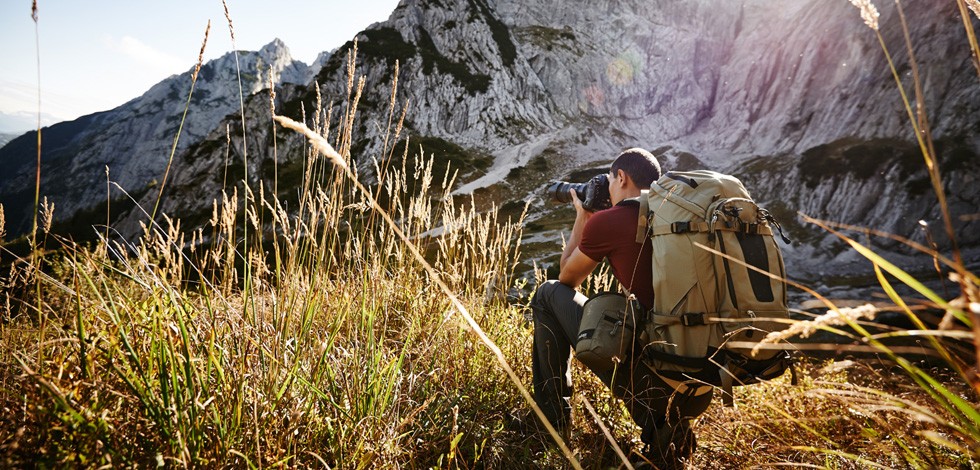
[547,173,612,212]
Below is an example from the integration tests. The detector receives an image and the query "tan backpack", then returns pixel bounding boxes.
[637,170,797,405]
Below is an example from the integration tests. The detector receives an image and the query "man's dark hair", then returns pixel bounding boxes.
[611,148,661,189]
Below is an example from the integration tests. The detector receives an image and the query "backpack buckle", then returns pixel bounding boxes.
[671,221,692,234]
[727,354,748,367]
[681,312,706,326]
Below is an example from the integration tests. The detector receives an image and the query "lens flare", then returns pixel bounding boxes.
[584,86,604,109]
[606,49,644,86]
[606,58,632,85]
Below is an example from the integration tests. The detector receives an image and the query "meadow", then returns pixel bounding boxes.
[1,1,978,468]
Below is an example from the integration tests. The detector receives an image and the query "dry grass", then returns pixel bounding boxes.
[968,0,980,20]
[0,43,546,468]
[694,357,977,469]
[1,2,978,469]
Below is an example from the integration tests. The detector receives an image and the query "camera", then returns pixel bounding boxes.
[547,173,612,212]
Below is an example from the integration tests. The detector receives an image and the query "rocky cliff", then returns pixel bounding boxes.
[2,0,978,284]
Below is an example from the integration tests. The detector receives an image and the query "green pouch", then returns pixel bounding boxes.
[575,292,643,373]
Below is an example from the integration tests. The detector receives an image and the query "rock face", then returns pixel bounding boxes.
[1,0,978,283]
[0,39,310,236]
[479,0,979,179]
[732,137,980,283]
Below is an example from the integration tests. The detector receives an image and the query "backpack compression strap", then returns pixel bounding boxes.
[649,311,721,326]
[649,221,774,236]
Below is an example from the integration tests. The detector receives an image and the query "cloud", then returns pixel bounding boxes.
[103,35,188,76]
[0,80,93,123]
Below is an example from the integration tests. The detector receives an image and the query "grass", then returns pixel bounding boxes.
[2,1,979,468]
[0,39,538,468]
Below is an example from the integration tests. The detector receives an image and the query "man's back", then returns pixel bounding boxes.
[580,200,654,309]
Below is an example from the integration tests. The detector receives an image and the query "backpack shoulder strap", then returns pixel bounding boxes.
[635,190,650,244]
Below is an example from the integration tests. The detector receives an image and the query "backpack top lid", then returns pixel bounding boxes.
[651,170,752,219]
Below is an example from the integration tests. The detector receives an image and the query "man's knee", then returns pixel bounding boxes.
[531,280,561,307]
[529,280,571,321]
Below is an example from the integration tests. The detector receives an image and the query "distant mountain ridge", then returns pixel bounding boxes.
[0,133,18,149]
[1,0,978,284]
[0,110,60,135]
[0,38,318,237]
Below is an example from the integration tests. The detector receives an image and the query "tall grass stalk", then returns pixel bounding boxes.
[30,1,41,257]
[149,21,210,233]
[276,113,580,468]
[221,0,256,328]
[28,0,46,377]
[955,0,980,86]
[855,0,963,270]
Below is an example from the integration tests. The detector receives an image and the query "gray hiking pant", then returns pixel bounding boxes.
[529,280,713,442]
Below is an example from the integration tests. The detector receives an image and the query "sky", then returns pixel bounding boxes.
[0,0,401,132]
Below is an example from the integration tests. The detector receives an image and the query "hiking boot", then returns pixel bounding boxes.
[634,420,697,470]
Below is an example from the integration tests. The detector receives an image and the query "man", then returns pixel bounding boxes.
[522,148,713,467]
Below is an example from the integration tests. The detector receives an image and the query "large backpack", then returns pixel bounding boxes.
[637,170,797,405]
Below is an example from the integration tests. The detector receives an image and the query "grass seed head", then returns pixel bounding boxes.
[268,68,276,114]
[222,0,235,41]
[849,0,880,31]
[274,116,348,171]
[968,0,980,20]
[192,20,211,83]
[754,303,879,355]
[40,197,54,234]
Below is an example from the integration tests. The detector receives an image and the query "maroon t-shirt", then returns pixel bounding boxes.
[579,200,654,310]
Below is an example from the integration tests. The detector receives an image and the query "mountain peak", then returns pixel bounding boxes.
[258,38,293,62]
[261,38,289,53]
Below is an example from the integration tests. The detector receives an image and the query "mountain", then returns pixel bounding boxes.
[0,38,310,238]
[157,0,979,283]
[2,0,978,286]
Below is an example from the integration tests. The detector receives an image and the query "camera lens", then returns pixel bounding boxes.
[548,181,588,204]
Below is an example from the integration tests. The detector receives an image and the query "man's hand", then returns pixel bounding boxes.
[558,189,600,287]
[570,188,593,221]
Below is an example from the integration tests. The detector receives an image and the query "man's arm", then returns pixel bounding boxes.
[558,189,600,288]
[559,248,599,288]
